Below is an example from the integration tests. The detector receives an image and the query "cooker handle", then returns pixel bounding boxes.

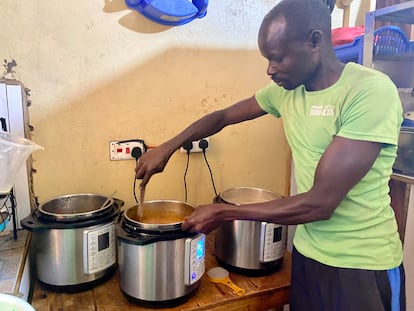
[20,212,50,231]
[113,198,125,209]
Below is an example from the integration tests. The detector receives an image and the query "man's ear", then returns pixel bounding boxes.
[308,29,323,49]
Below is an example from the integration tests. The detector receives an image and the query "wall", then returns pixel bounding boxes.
[0,1,291,208]
[0,1,368,209]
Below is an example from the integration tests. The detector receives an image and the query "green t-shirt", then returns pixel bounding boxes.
[255,62,403,270]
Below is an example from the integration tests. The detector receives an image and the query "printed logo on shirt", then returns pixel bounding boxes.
[309,105,335,116]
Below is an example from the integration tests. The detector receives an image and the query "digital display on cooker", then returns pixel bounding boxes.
[98,232,110,251]
[196,238,205,260]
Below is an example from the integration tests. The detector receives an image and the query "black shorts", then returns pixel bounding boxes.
[290,247,406,311]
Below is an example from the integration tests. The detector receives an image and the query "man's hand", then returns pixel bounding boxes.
[181,203,227,234]
[135,145,174,187]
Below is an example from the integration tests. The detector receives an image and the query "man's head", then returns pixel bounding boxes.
[258,0,334,90]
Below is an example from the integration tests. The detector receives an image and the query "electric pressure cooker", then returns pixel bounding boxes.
[214,187,287,275]
[21,193,123,292]
[117,200,206,307]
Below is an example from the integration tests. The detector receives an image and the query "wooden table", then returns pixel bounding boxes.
[31,233,291,311]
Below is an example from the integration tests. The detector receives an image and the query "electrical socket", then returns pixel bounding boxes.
[180,137,210,153]
[110,139,146,160]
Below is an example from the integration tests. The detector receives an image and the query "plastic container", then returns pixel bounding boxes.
[0,131,43,194]
[334,34,364,63]
[334,25,410,64]
[0,294,35,311]
[125,0,208,26]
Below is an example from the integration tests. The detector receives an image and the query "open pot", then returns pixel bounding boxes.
[21,193,123,292]
[214,187,287,275]
[117,200,206,307]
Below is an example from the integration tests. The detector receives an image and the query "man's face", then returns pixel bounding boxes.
[258,19,317,90]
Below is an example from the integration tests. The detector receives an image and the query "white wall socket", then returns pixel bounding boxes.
[110,139,146,160]
[180,137,210,153]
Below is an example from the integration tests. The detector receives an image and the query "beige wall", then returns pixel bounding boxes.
[0,1,364,209]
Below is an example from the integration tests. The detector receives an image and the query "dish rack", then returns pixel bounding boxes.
[334,25,410,64]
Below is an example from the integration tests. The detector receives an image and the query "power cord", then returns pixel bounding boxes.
[132,147,143,204]
[181,139,218,201]
[182,141,193,202]
[199,139,218,197]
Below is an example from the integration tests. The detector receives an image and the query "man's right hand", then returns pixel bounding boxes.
[135,144,174,187]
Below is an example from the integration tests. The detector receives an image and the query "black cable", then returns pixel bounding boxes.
[132,147,143,205]
[202,149,218,197]
[9,190,17,239]
[181,141,193,202]
[183,151,190,202]
[133,175,139,204]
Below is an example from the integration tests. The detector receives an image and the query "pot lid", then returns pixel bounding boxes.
[38,193,114,222]
[220,187,281,205]
[124,200,194,232]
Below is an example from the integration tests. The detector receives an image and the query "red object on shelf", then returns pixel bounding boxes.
[332,26,365,47]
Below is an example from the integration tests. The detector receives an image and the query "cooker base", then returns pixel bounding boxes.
[121,287,199,308]
[36,265,116,293]
[216,257,283,277]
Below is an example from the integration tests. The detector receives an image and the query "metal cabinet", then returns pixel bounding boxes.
[362,3,414,310]
[363,1,414,89]
[363,1,414,70]
[361,1,414,232]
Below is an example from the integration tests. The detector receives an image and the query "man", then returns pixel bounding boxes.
[135,0,405,310]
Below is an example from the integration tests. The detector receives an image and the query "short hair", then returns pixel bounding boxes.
[260,0,332,43]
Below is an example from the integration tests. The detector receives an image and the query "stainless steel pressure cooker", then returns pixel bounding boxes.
[214,187,287,275]
[21,193,123,292]
[117,200,205,307]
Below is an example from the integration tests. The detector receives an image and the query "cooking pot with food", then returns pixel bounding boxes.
[214,187,287,275]
[20,193,122,292]
[117,200,205,307]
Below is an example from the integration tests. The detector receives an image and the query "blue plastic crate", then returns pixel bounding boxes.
[334,25,409,64]
[334,34,364,64]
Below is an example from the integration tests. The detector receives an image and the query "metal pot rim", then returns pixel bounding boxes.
[123,200,194,232]
[219,187,282,206]
[38,193,114,222]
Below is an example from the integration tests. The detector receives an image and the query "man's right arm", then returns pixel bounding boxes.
[135,95,266,186]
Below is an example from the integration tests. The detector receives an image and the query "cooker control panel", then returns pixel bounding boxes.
[259,223,286,262]
[184,233,206,285]
[83,222,116,275]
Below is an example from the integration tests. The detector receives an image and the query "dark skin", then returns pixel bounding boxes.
[135,16,383,234]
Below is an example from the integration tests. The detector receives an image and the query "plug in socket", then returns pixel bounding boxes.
[180,138,210,153]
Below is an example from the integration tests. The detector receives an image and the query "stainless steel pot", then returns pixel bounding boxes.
[117,200,206,307]
[21,193,122,292]
[214,187,287,274]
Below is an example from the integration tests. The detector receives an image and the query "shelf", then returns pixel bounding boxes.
[374,52,414,62]
[392,173,414,185]
[374,6,414,25]
[363,1,414,68]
